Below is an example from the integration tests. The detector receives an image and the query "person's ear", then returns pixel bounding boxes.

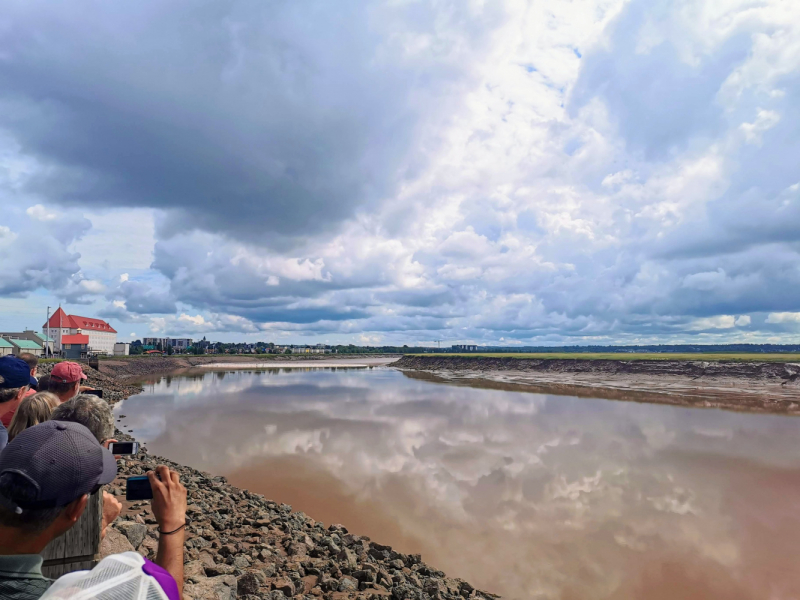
[15,387,28,401]
[63,494,89,525]
[47,494,89,539]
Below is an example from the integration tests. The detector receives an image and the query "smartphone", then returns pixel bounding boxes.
[84,389,104,399]
[109,441,139,455]
[126,475,153,501]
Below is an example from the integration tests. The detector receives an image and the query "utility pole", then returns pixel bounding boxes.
[46,306,51,358]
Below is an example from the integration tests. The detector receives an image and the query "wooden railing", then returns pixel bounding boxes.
[41,491,103,578]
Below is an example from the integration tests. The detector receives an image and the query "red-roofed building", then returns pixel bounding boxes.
[61,334,90,359]
[43,308,117,355]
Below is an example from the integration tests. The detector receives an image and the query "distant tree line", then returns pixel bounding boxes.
[126,341,800,356]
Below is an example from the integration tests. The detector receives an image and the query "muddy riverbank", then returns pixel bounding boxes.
[96,354,402,382]
[40,356,489,600]
[392,355,800,414]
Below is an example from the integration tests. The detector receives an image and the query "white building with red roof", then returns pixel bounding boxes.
[43,307,117,355]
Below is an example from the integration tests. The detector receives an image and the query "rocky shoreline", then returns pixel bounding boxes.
[394,355,800,414]
[40,357,491,600]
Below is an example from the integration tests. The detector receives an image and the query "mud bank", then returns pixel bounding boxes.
[96,354,401,382]
[392,355,800,414]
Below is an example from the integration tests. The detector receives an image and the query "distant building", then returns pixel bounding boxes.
[43,308,117,355]
[7,339,44,357]
[113,342,130,356]
[142,337,193,351]
[0,339,13,357]
[451,344,479,352]
[61,334,89,360]
[280,345,330,354]
[0,331,55,357]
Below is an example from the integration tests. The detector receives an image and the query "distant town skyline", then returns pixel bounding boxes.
[1,1,799,346]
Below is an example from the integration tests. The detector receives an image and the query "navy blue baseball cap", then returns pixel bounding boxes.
[0,421,117,513]
[0,356,33,389]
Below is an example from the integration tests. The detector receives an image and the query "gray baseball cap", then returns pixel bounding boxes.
[0,420,117,513]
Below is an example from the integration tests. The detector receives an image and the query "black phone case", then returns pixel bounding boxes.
[110,442,138,455]
[126,475,153,501]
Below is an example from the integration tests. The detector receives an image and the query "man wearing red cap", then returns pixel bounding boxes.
[47,362,88,404]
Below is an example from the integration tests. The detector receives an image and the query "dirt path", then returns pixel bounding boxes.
[392,356,800,414]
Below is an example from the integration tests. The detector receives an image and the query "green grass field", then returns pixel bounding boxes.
[410,352,800,363]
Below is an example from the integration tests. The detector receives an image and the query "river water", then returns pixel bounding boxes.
[114,365,800,600]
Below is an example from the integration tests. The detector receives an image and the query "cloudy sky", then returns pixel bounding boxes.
[1,0,799,345]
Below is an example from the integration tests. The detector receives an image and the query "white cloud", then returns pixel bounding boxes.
[25,204,57,221]
[601,170,634,187]
[766,312,800,324]
[734,315,751,327]
[79,279,105,294]
[687,316,736,331]
[740,109,781,145]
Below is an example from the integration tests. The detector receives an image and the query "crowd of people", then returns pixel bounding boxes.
[0,355,187,600]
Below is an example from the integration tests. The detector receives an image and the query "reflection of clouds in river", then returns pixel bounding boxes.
[116,368,800,599]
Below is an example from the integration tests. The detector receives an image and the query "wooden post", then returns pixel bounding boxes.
[41,490,103,578]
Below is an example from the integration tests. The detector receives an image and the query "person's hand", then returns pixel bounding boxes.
[148,465,187,532]
[79,385,95,392]
[101,491,122,540]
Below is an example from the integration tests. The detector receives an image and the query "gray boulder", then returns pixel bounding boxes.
[184,574,236,600]
[115,522,147,550]
[237,572,262,596]
[99,527,134,559]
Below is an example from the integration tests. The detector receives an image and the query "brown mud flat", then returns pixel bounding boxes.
[96,354,401,384]
[392,355,800,414]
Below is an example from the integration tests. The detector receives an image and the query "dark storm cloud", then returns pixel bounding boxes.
[0,0,500,243]
[109,280,177,314]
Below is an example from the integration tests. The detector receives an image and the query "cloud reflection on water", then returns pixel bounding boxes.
[116,368,800,599]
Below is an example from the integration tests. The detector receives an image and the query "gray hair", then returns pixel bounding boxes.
[51,394,114,443]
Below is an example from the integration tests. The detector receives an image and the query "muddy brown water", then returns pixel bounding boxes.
[114,366,800,599]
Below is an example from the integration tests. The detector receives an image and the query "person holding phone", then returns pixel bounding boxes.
[0,421,187,599]
[0,421,118,599]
